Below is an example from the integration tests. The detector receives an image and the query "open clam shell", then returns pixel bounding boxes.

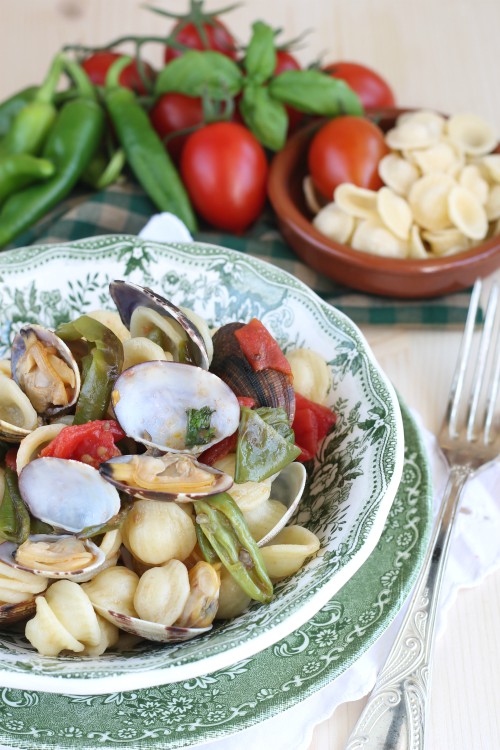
[92,604,212,643]
[0,598,36,626]
[109,280,210,369]
[111,360,240,454]
[0,535,107,583]
[10,324,81,418]
[257,462,307,547]
[100,452,233,502]
[0,373,39,442]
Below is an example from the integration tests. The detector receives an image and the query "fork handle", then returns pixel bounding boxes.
[344,464,470,750]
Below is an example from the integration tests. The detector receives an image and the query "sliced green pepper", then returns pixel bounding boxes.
[235,406,301,483]
[0,467,30,545]
[0,153,55,206]
[194,492,273,604]
[56,315,123,425]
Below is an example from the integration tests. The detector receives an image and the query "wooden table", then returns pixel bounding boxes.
[2,2,500,747]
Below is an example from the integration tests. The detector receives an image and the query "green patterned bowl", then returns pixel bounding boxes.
[0,235,404,695]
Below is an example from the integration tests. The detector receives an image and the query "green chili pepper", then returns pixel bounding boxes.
[0,467,30,545]
[56,315,123,425]
[235,407,301,483]
[82,147,126,190]
[0,153,55,206]
[104,56,197,233]
[194,492,273,604]
[0,86,38,139]
[0,63,104,250]
[1,54,64,156]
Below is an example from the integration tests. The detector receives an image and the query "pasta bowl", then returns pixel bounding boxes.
[268,108,500,299]
[0,235,404,694]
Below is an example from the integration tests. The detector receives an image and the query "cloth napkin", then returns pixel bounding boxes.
[136,214,500,750]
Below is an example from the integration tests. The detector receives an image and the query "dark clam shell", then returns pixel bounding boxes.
[210,323,295,422]
[0,597,36,626]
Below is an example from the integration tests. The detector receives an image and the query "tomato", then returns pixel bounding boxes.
[235,318,292,377]
[81,52,155,95]
[165,17,237,62]
[274,50,303,133]
[180,122,268,233]
[40,420,125,470]
[150,93,204,161]
[323,61,395,109]
[292,393,337,462]
[308,115,389,199]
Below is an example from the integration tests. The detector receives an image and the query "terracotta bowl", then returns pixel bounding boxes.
[267,108,500,299]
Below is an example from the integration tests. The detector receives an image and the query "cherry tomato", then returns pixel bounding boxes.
[274,50,303,133]
[150,93,204,161]
[165,18,237,62]
[180,122,268,233]
[81,52,155,95]
[323,61,395,109]
[308,115,389,199]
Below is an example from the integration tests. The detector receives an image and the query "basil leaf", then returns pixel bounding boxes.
[155,50,244,100]
[240,85,288,151]
[185,406,216,447]
[269,70,364,116]
[243,21,276,84]
[0,467,30,545]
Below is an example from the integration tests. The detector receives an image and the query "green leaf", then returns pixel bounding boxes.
[0,467,30,545]
[185,406,216,447]
[155,50,244,100]
[240,84,288,151]
[243,21,276,84]
[269,70,364,116]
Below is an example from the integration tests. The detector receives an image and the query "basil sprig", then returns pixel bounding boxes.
[154,20,363,151]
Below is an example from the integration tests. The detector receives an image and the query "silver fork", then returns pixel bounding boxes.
[345,278,500,750]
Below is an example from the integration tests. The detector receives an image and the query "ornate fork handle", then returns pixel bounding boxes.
[346,464,470,750]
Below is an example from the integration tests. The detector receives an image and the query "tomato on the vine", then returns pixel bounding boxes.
[308,115,389,199]
[323,61,395,110]
[165,17,237,62]
[150,93,205,161]
[81,52,155,94]
[180,122,268,233]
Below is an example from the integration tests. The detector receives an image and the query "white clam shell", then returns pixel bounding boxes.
[91,605,212,643]
[0,535,107,582]
[0,373,38,441]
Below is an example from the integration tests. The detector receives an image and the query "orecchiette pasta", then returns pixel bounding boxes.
[121,499,197,565]
[259,526,321,579]
[134,559,190,626]
[286,348,331,404]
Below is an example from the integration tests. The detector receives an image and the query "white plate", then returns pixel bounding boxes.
[0,235,404,694]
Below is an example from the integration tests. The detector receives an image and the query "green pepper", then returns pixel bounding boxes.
[0,467,30,545]
[104,56,197,233]
[235,406,301,483]
[81,147,126,190]
[0,153,55,206]
[1,54,64,156]
[194,492,273,604]
[0,86,38,139]
[0,62,104,250]
[56,315,123,425]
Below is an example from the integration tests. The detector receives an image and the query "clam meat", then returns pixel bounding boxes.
[11,324,81,417]
[0,372,39,442]
[0,535,106,582]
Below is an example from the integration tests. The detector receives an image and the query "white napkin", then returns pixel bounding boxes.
[185,413,500,750]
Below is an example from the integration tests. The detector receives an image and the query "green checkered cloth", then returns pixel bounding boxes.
[5,182,473,326]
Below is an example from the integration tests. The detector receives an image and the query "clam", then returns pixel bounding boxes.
[109,280,210,369]
[257,462,307,547]
[90,605,212,643]
[110,360,240,455]
[10,324,81,417]
[210,323,296,422]
[100,452,233,502]
[0,372,39,442]
[0,535,106,583]
[18,457,121,533]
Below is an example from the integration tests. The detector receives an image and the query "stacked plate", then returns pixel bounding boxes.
[0,237,432,748]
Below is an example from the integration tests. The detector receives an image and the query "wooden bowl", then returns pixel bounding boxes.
[267,108,500,299]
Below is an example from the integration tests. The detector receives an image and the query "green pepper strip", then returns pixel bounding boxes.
[194,492,273,604]
[56,315,123,425]
[1,54,64,156]
[104,56,197,233]
[0,86,38,139]
[0,63,104,250]
[0,153,55,206]
[0,467,30,545]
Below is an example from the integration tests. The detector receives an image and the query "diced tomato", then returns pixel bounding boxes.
[237,395,256,409]
[234,319,292,378]
[292,393,337,462]
[199,432,238,466]
[40,420,126,470]
[5,448,18,473]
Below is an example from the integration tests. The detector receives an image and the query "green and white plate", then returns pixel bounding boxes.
[0,236,404,694]
[0,400,431,749]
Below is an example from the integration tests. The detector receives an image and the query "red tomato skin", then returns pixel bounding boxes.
[150,93,204,161]
[81,52,155,95]
[234,318,292,377]
[165,19,237,62]
[274,50,303,133]
[308,115,389,199]
[180,122,268,233]
[323,61,395,109]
